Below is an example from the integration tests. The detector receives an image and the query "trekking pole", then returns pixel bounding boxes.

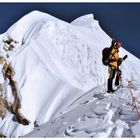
[118,70,122,85]
[127,79,140,120]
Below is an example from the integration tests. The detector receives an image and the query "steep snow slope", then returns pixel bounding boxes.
[0,11,140,137]
[0,11,84,137]
[25,85,140,138]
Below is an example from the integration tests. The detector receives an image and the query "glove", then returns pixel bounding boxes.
[123,55,128,60]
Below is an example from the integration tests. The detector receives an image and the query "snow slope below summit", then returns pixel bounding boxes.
[0,42,84,137]
[12,42,83,123]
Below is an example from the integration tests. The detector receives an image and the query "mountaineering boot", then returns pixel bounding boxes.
[107,89,115,93]
[107,79,115,93]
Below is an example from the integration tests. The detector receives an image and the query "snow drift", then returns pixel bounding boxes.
[0,10,140,137]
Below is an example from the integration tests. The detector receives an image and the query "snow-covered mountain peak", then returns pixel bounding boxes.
[5,11,58,47]
[71,14,99,29]
[0,11,140,137]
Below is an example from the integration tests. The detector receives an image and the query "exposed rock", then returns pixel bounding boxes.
[0,98,7,119]
[1,63,30,125]
[34,121,39,128]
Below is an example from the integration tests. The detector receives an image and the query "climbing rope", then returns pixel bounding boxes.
[127,79,140,120]
[120,63,140,119]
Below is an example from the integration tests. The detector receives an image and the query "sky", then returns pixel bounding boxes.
[0,3,140,58]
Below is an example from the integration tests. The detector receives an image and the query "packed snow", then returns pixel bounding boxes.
[0,10,140,138]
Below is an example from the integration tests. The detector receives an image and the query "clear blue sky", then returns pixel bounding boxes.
[0,3,140,58]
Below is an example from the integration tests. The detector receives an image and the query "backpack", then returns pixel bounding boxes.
[102,47,111,66]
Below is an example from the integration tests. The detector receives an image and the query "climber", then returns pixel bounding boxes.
[107,39,127,93]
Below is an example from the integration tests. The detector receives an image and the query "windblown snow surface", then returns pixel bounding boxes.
[0,10,140,137]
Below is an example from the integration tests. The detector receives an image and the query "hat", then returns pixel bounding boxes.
[116,42,122,48]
